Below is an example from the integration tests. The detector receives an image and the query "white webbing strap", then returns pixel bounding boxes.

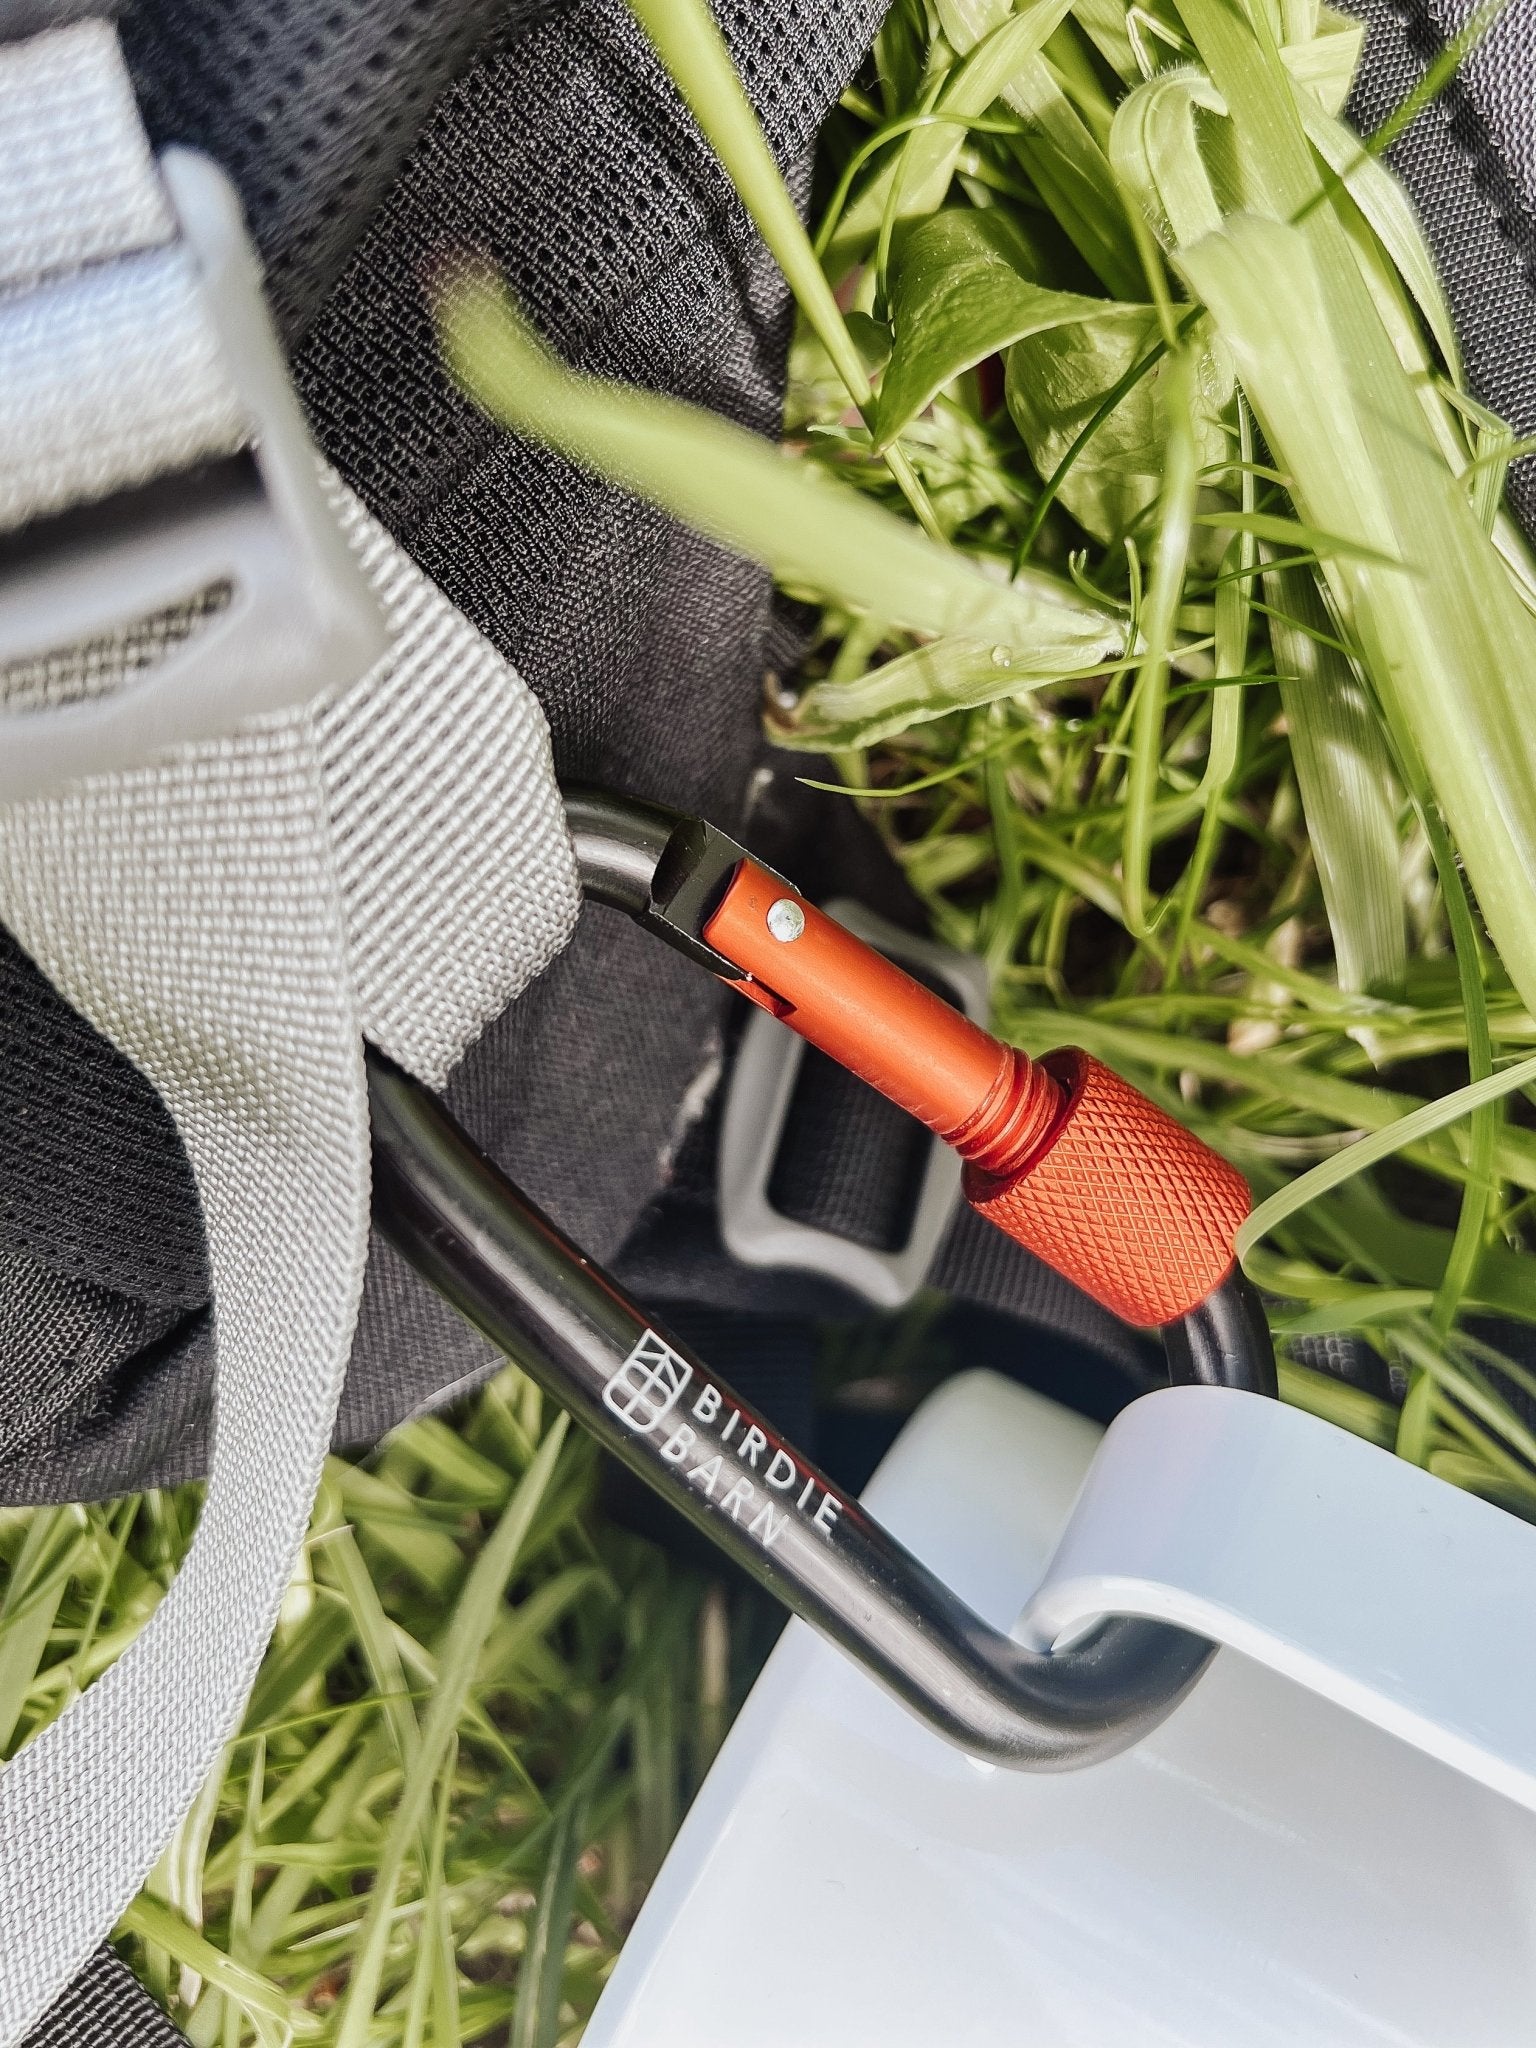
[0,24,579,2037]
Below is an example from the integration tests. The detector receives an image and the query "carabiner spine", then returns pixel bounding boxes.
[366,1050,1217,1770]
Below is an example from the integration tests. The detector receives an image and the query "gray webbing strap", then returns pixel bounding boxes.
[0,24,243,530]
[0,23,579,2036]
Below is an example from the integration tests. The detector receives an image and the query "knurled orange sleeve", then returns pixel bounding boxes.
[964,1049,1249,1325]
[703,863,1250,1328]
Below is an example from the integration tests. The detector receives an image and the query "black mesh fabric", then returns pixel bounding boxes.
[0,930,205,1309]
[114,0,571,348]
[24,1948,186,2048]
[1343,0,1536,536]
[0,924,211,1492]
[292,0,903,1460]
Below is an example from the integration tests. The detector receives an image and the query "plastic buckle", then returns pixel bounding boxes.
[0,148,387,802]
[717,899,990,1310]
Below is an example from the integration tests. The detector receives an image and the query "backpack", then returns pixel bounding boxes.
[3,0,1533,2035]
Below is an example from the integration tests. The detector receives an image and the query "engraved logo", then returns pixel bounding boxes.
[603,1331,693,1435]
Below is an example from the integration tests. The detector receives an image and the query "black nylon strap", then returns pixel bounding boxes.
[23,1949,184,2048]
[768,1040,929,1254]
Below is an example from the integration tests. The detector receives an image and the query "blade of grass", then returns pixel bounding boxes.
[313,1480,422,1769]
[1277,1359,1399,1448]
[831,0,1075,263]
[510,1790,590,2048]
[623,0,943,538]
[779,634,1139,752]
[1360,0,1507,162]
[1237,1051,1536,1259]
[149,1751,228,2014]
[424,1737,461,2048]
[0,1508,90,1750]
[1122,344,1199,936]
[119,1897,309,2048]
[937,0,1145,296]
[1415,792,1499,1335]
[1299,97,1462,378]
[1264,563,1405,1000]
[440,276,1126,664]
[332,1416,569,2048]
[1170,399,1257,976]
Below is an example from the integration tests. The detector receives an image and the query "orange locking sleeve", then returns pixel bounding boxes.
[703,862,1250,1326]
[964,1049,1250,1324]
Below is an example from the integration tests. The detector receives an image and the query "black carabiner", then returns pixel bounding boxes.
[364,791,1276,1770]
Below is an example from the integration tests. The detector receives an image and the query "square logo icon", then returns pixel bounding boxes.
[603,1331,693,1435]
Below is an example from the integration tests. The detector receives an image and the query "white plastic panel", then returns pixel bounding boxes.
[590,1372,1536,2048]
[1025,1383,1536,1812]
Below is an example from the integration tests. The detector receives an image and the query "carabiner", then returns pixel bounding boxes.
[365,787,1276,1772]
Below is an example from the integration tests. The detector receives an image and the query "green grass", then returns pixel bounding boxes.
[1,1369,728,2045]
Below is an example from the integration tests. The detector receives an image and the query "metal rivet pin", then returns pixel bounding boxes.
[766,897,805,943]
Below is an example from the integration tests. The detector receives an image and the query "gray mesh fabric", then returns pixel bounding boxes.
[0,1258,168,1468]
[314,480,580,1089]
[0,704,373,2036]
[0,0,890,1504]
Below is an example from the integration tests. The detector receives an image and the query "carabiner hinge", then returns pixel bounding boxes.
[563,784,789,982]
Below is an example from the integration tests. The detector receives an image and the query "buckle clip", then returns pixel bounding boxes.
[0,149,387,801]
[717,899,989,1309]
